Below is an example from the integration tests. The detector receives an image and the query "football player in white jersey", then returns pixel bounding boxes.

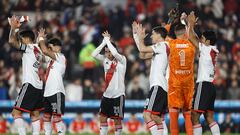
[92,31,127,135]
[38,28,67,135]
[187,12,220,135]
[132,21,169,135]
[8,15,43,135]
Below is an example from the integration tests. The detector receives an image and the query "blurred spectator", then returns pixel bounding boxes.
[88,113,100,134]
[227,80,240,100]
[82,79,97,99]
[69,113,87,134]
[220,113,239,133]
[65,78,83,101]
[0,114,10,134]
[124,113,143,134]
[79,43,99,80]
[127,75,145,99]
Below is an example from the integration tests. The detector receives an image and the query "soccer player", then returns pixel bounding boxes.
[167,23,195,135]
[8,15,44,135]
[187,12,220,135]
[132,21,168,135]
[38,28,66,135]
[92,31,127,135]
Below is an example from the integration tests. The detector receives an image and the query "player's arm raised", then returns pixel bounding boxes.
[187,11,199,49]
[135,23,154,53]
[103,31,125,63]
[91,38,106,61]
[132,21,153,59]
[8,15,21,49]
[38,28,57,60]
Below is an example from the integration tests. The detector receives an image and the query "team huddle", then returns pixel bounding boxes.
[8,7,220,135]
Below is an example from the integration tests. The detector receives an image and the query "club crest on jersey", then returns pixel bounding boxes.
[33,61,40,68]
[176,44,188,48]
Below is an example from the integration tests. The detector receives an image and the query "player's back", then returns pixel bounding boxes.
[169,38,195,86]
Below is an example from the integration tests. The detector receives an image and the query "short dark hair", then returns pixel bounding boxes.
[174,24,186,32]
[152,26,168,39]
[202,31,217,45]
[48,38,62,47]
[19,30,35,42]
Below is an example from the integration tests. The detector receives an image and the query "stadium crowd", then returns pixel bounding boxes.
[0,0,240,134]
[0,0,239,101]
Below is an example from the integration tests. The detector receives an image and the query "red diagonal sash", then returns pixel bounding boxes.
[45,60,54,81]
[103,60,118,91]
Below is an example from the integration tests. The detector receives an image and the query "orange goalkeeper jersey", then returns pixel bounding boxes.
[168,38,195,87]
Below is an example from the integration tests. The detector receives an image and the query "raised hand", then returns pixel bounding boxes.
[8,15,21,29]
[102,31,111,38]
[187,11,198,26]
[132,21,138,34]
[38,28,46,38]
[136,23,146,40]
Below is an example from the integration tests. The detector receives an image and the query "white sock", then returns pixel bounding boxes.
[193,124,202,135]
[44,121,52,135]
[15,118,27,135]
[147,121,160,135]
[32,119,40,135]
[162,120,168,135]
[115,125,122,135]
[55,121,65,135]
[100,123,108,135]
[157,123,164,134]
[209,121,220,135]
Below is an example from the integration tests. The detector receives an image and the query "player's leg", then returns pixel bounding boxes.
[43,97,53,135]
[99,96,110,135]
[151,114,164,134]
[99,114,108,135]
[168,85,182,135]
[192,82,204,135]
[30,111,41,135]
[43,113,52,135]
[30,87,44,135]
[11,109,26,135]
[183,85,194,135]
[161,89,168,135]
[161,114,168,135]
[191,111,202,135]
[204,111,220,135]
[113,118,123,135]
[12,83,33,135]
[112,95,125,135]
[169,107,180,135]
[143,86,163,135]
[182,109,193,135]
[47,93,65,135]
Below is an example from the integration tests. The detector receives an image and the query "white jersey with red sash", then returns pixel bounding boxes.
[91,37,127,98]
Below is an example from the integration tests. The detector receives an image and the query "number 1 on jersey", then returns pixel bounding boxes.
[179,50,185,66]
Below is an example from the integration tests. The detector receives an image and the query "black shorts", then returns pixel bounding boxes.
[192,82,216,112]
[144,86,168,116]
[44,92,65,115]
[99,95,125,119]
[14,83,44,112]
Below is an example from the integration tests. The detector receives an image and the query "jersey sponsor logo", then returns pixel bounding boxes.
[33,61,40,68]
[176,44,189,48]
[175,70,191,74]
